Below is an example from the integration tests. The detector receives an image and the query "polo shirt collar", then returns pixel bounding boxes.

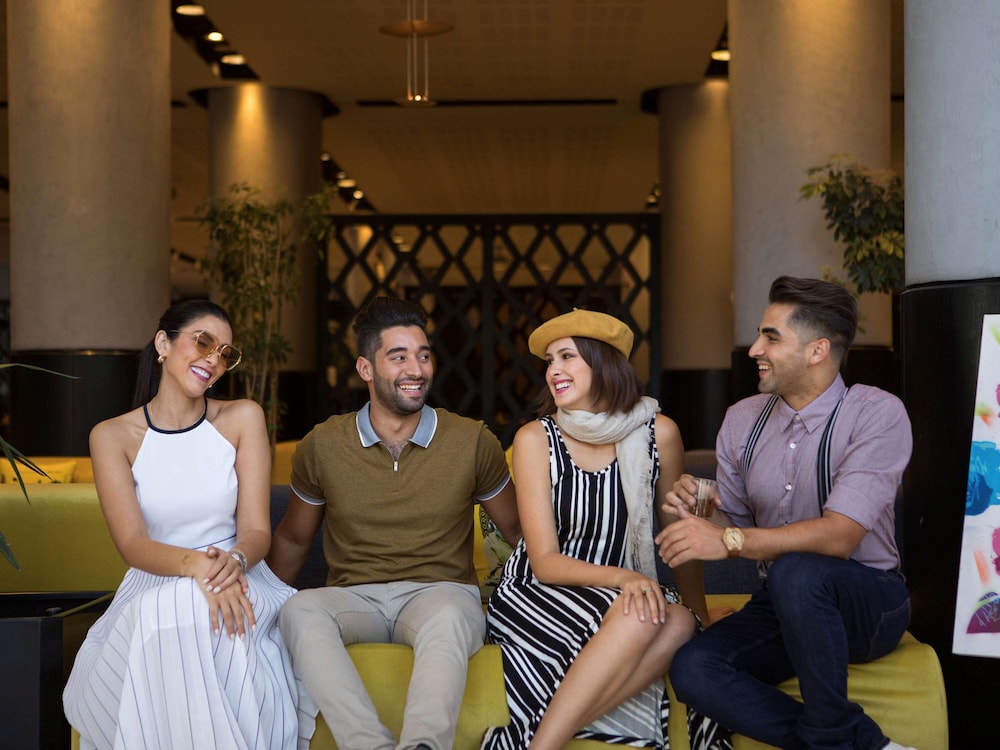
[356,402,438,448]
[775,374,847,433]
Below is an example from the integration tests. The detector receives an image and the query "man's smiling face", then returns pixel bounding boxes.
[748,303,814,403]
[367,325,434,416]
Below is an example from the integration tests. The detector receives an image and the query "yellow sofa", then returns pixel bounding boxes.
[0,481,947,750]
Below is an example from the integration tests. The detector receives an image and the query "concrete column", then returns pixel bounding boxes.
[207,84,325,438]
[728,0,892,396]
[7,0,171,453]
[657,81,734,448]
[901,2,1000,746]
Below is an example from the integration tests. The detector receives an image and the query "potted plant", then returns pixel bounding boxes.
[198,183,334,447]
[801,156,905,393]
[801,155,905,296]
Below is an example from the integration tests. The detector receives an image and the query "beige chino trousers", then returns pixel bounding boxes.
[279,580,485,750]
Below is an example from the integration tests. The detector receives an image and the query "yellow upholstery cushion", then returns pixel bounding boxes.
[318,643,509,750]
[273,440,296,484]
[728,631,948,750]
[1,457,77,484]
[73,457,95,483]
[0,455,93,483]
[0,484,127,591]
[681,597,949,750]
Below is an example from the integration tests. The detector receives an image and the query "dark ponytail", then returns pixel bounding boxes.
[132,300,233,408]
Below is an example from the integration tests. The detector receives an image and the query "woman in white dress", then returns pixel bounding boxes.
[64,300,311,750]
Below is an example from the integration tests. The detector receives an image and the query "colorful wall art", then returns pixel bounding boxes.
[954,314,1000,657]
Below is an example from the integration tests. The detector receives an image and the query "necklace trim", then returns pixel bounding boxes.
[143,396,209,434]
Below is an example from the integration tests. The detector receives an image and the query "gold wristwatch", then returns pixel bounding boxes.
[722,527,745,558]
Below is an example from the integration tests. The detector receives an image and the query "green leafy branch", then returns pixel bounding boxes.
[198,183,335,446]
[801,155,905,295]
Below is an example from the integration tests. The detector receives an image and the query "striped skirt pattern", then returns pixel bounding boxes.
[483,578,732,750]
[484,580,668,748]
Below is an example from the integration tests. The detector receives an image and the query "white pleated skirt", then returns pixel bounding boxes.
[64,554,315,750]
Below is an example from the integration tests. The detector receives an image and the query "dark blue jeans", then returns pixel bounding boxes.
[669,553,911,750]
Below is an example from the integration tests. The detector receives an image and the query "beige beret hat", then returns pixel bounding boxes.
[528,308,634,359]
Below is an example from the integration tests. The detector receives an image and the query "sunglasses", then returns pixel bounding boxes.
[172,330,243,371]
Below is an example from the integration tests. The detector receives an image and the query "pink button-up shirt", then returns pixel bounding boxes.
[716,375,912,573]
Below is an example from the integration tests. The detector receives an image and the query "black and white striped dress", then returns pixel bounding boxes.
[63,412,314,750]
[482,416,730,750]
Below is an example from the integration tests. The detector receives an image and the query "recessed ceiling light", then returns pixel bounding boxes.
[220,53,246,65]
[175,4,206,16]
[206,31,224,43]
[711,49,731,62]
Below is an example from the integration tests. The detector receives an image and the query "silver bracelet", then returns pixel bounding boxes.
[229,548,248,574]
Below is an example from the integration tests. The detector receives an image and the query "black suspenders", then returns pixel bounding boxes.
[739,395,779,477]
[815,393,848,512]
[740,389,849,513]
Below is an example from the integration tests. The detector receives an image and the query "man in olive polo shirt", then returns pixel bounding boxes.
[268,296,520,750]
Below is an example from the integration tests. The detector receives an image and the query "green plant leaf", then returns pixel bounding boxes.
[0,363,75,569]
[0,362,80,378]
[802,155,904,296]
[0,527,18,571]
[196,182,335,446]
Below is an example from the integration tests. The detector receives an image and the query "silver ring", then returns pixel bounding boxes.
[642,586,652,593]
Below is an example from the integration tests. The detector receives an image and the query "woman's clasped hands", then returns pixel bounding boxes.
[185,546,256,639]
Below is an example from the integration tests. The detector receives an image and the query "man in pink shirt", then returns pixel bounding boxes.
[659,276,915,750]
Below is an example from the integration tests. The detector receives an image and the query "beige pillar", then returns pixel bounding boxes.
[206,84,326,439]
[8,0,170,349]
[729,0,892,352]
[207,84,325,373]
[658,81,733,370]
[657,81,734,448]
[906,2,1000,283]
[7,0,171,453]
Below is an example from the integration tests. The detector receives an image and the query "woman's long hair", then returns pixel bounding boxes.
[533,336,645,417]
[132,300,233,408]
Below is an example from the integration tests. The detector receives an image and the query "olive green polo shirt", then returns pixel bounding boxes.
[290,404,510,587]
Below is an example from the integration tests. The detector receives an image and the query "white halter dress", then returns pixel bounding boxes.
[63,407,313,750]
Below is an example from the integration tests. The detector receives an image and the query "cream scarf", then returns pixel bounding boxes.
[555,395,661,580]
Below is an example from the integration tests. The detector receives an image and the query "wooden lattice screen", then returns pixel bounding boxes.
[318,213,659,447]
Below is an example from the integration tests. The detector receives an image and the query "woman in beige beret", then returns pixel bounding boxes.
[481,309,728,750]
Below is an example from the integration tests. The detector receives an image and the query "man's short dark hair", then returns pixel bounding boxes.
[353,296,429,360]
[769,276,858,363]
